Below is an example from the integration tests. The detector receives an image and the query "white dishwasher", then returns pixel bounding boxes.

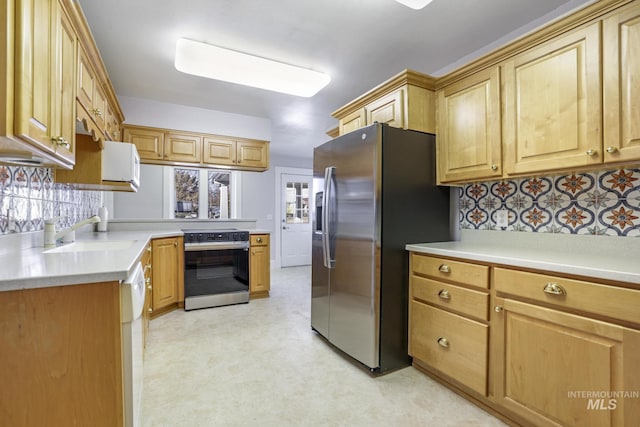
[121,262,145,427]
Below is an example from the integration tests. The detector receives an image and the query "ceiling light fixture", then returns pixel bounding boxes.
[174,38,331,97]
[394,0,434,10]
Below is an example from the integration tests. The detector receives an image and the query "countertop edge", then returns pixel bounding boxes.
[406,243,640,286]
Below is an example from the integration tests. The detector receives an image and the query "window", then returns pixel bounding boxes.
[173,168,233,219]
[285,181,309,224]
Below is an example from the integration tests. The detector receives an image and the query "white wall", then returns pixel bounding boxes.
[118,96,271,140]
[112,164,165,218]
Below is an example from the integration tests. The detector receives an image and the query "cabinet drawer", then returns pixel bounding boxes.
[411,254,489,289]
[412,275,489,321]
[250,234,269,247]
[494,268,640,324]
[410,301,488,395]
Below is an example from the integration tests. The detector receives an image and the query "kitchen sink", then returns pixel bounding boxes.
[45,240,137,253]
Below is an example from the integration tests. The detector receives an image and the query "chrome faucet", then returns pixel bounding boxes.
[44,215,101,247]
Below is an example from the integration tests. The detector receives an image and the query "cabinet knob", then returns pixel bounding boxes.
[174,241,178,247]
[437,337,450,348]
[438,289,451,300]
[92,108,103,118]
[491,164,498,171]
[606,146,618,154]
[145,278,151,285]
[586,149,597,156]
[251,250,256,255]
[494,306,503,312]
[438,264,451,274]
[543,282,566,296]
[256,237,263,243]
[146,246,152,253]
[148,308,153,313]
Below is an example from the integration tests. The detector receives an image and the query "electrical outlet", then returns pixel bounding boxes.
[496,209,508,228]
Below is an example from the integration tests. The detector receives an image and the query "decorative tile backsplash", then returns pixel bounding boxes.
[459,168,640,237]
[0,165,102,235]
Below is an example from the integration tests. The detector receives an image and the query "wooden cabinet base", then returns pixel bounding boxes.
[412,359,526,427]
[0,282,124,427]
[249,290,270,299]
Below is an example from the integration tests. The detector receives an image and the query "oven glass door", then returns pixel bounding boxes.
[184,248,249,298]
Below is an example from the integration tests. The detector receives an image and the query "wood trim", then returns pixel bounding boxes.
[435,0,631,89]
[332,69,436,118]
[67,1,124,122]
[325,126,339,138]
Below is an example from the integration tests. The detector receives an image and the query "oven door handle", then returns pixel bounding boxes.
[185,242,249,251]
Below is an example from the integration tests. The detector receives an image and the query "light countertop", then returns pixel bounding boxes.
[406,230,640,286]
[0,230,182,292]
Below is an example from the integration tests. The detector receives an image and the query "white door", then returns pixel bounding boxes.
[281,173,312,267]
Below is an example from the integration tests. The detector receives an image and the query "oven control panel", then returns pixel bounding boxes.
[182,229,250,243]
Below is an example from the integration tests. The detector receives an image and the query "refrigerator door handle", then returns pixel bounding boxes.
[322,166,335,268]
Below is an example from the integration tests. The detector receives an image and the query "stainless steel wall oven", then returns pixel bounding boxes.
[183,229,250,310]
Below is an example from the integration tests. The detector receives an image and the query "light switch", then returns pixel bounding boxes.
[496,209,508,228]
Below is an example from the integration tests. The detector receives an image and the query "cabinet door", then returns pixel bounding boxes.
[491,297,640,426]
[410,300,488,395]
[437,67,501,183]
[76,46,95,113]
[250,235,270,297]
[365,89,404,129]
[203,136,235,166]
[152,237,180,310]
[164,132,202,163]
[603,4,640,163]
[123,126,165,160]
[50,1,76,165]
[503,23,601,175]
[237,140,268,169]
[14,0,55,154]
[339,109,366,135]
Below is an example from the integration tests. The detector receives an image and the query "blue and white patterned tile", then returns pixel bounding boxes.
[598,200,639,236]
[520,176,553,202]
[490,180,518,201]
[599,168,640,198]
[519,205,552,232]
[13,167,29,198]
[0,166,11,195]
[555,202,596,235]
[555,172,596,199]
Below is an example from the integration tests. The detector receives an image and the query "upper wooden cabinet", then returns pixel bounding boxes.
[332,69,436,136]
[502,22,602,176]
[437,67,502,183]
[165,132,202,164]
[0,0,78,169]
[122,126,164,160]
[603,3,640,162]
[123,124,270,171]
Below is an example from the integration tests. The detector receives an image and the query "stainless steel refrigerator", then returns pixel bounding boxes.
[311,123,451,373]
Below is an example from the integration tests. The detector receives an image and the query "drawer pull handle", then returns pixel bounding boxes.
[543,282,566,296]
[438,289,450,300]
[437,337,450,348]
[438,264,451,274]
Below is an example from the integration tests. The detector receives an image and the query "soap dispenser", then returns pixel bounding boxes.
[97,206,108,232]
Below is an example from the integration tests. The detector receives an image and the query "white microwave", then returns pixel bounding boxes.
[102,141,141,190]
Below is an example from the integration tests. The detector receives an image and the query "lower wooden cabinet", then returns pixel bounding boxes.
[151,236,184,317]
[0,281,125,426]
[141,242,152,349]
[409,252,640,426]
[492,297,640,427]
[249,234,270,298]
[410,300,488,395]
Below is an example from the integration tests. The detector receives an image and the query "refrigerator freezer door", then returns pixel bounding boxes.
[311,144,332,338]
[328,126,380,369]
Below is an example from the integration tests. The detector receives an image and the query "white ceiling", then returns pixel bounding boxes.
[77,0,594,159]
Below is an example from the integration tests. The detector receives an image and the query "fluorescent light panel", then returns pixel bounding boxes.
[175,38,331,97]
[395,0,434,10]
